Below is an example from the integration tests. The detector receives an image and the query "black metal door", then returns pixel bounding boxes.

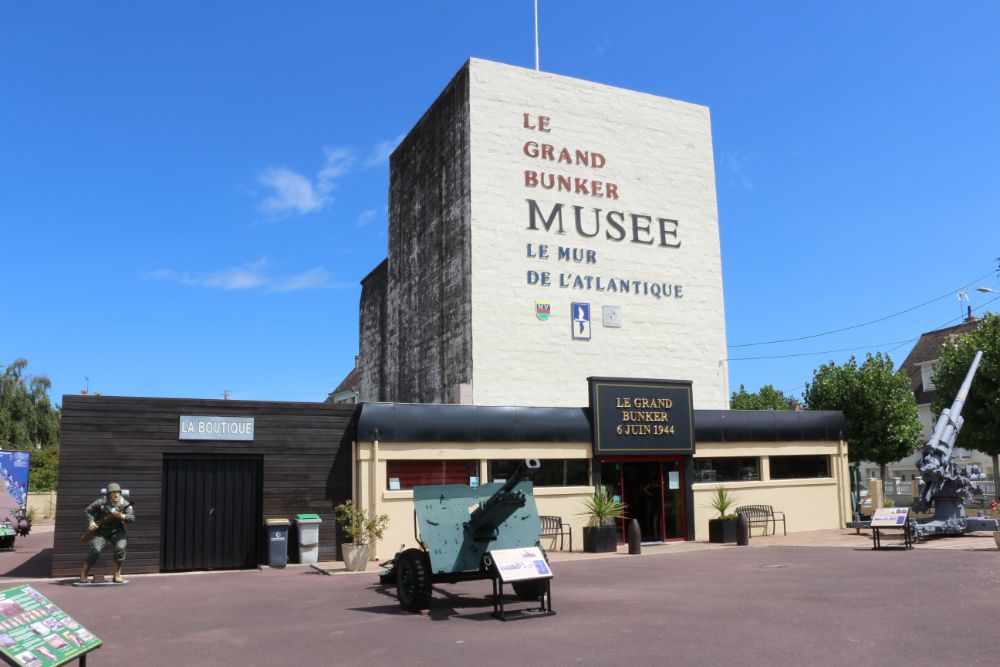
[161,455,263,571]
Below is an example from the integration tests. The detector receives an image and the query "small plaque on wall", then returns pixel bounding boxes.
[588,377,694,455]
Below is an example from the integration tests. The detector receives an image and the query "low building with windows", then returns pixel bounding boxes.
[54,394,848,576]
[354,402,848,559]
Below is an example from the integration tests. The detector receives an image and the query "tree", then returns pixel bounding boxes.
[0,359,61,492]
[730,384,795,410]
[930,313,1000,493]
[804,352,923,482]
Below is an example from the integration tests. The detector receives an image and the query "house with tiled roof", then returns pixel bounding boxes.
[859,318,990,481]
[326,356,361,405]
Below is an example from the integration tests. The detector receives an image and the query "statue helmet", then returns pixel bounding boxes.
[106,483,122,493]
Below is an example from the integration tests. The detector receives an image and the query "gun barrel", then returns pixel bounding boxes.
[950,350,983,416]
[494,458,540,497]
[467,458,540,537]
[915,350,984,514]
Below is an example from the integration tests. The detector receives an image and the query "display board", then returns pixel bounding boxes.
[490,547,553,583]
[870,507,910,527]
[0,585,100,666]
[0,453,29,520]
[589,377,694,454]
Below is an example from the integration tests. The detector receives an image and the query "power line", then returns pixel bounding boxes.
[747,296,1000,395]
[726,338,919,362]
[727,297,1000,363]
[728,268,996,348]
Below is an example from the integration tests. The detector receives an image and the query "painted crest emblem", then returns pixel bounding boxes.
[535,301,551,321]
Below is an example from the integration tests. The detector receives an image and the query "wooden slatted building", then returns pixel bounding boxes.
[54,395,356,577]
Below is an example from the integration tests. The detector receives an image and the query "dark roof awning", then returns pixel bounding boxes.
[357,402,846,444]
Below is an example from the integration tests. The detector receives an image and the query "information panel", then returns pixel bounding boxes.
[589,377,694,455]
[490,547,553,583]
[871,507,910,527]
[0,452,29,519]
[0,585,101,666]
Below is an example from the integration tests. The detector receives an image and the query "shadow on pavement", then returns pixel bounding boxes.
[0,531,54,579]
[352,583,543,622]
[0,547,53,579]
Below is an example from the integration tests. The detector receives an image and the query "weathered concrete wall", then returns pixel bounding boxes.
[361,62,473,403]
[359,260,388,401]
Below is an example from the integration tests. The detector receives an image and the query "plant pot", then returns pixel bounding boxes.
[583,524,619,553]
[708,518,739,544]
[342,543,371,571]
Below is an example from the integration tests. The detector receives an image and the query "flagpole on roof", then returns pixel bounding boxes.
[534,0,540,70]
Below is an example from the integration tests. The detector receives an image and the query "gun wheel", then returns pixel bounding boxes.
[396,548,432,612]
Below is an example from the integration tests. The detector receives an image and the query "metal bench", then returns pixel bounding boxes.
[539,515,572,551]
[736,505,786,536]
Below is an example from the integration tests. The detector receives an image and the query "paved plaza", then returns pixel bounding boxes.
[1,526,998,666]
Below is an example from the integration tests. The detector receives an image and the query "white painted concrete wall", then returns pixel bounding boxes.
[467,59,729,409]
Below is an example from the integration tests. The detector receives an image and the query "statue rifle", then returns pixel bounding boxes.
[79,502,133,543]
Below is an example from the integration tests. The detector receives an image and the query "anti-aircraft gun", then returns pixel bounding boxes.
[910,350,999,538]
[381,458,548,612]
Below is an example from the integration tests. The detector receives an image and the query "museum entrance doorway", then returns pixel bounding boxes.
[600,457,686,543]
[161,455,263,572]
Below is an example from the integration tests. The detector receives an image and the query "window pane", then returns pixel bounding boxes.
[488,459,589,487]
[693,457,759,482]
[386,460,478,490]
[769,455,830,479]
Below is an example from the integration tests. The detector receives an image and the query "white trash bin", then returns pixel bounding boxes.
[294,513,322,565]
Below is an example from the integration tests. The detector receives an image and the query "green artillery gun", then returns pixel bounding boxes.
[382,458,548,612]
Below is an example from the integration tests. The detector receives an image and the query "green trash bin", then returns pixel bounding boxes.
[264,518,291,568]
[294,513,322,565]
[0,524,15,551]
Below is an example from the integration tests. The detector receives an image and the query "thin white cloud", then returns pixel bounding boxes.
[142,259,352,293]
[269,267,343,293]
[258,167,325,214]
[257,146,355,216]
[317,147,356,194]
[355,209,377,228]
[256,136,398,217]
[365,134,404,167]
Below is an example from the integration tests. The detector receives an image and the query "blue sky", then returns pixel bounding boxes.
[2,2,998,405]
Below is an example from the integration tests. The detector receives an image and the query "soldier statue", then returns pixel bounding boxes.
[80,482,134,583]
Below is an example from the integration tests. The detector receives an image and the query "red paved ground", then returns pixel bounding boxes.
[2,529,998,666]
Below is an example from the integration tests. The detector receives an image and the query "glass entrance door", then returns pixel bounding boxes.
[600,458,686,543]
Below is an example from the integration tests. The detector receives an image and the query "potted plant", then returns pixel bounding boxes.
[334,500,390,571]
[705,486,741,544]
[579,485,626,553]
